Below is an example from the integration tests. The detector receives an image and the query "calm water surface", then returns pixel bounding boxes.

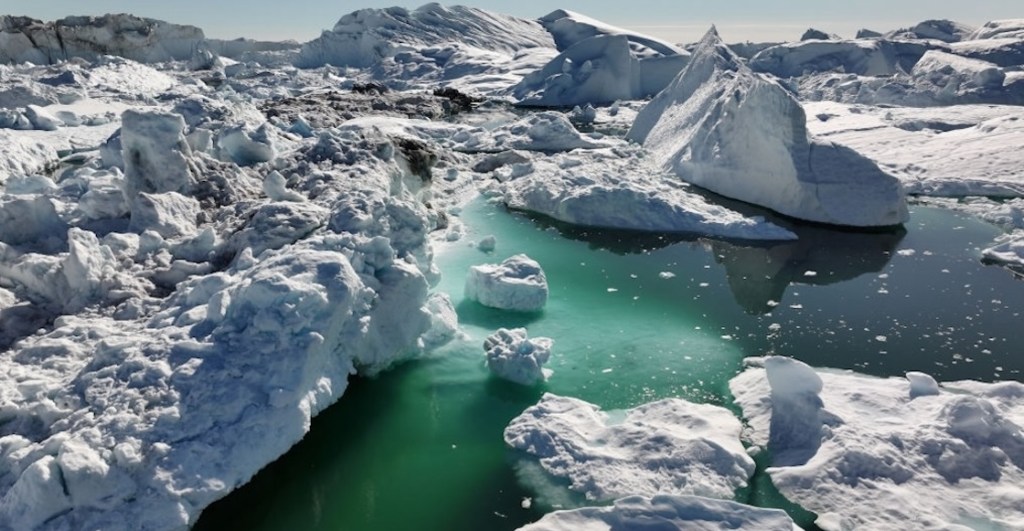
[196,200,1024,530]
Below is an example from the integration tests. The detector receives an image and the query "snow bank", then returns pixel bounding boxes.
[505,393,754,504]
[295,4,553,69]
[629,27,908,227]
[465,254,548,312]
[731,357,1024,531]
[0,14,205,65]
[518,495,800,531]
[498,149,796,240]
[0,130,56,183]
[484,328,553,385]
[511,34,689,106]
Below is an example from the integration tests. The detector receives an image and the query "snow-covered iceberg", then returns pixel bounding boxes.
[295,4,553,69]
[628,27,908,227]
[504,393,755,505]
[518,495,800,531]
[484,327,553,385]
[731,356,1024,531]
[970,19,1024,40]
[510,11,690,106]
[465,254,548,312]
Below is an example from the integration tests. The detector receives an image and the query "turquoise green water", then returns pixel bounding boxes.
[196,200,1024,530]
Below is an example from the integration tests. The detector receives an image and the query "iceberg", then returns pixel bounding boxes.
[511,11,690,106]
[505,393,755,504]
[483,327,553,385]
[498,149,797,240]
[465,254,548,312]
[731,357,1024,531]
[628,27,909,227]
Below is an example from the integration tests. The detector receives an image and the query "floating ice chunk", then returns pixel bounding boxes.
[476,235,497,253]
[982,235,1024,271]
[629,27,908,228]
[505,393,755,503]
[484,327,553,385]
[501,152,796,240]
[906,371,940,398]
[731,356,1024,531]
[465,254,548,312]
[518,495,800,531]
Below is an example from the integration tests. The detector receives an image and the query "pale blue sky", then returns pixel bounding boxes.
[5,1,1021,43]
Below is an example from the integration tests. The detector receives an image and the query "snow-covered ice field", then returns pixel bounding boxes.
[2,6,1024,531]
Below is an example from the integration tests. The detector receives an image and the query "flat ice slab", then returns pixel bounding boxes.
[465,254,548,312]
[517,494,800,531]
[730,356,1024,531]
[504,393,754,504]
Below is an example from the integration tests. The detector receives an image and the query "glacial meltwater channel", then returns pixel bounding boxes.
[196,199,1024,530]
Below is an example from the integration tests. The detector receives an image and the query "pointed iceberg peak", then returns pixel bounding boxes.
[689,24,742,71]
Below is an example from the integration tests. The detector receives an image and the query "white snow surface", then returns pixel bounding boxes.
[806,101,1024,196]
[483,328,553,385]
[749,38,933,78]
[465,254,548,312]
[504,393,755,503]
[517,495,800,531]
[731,356,1024,531]
[629,27,908,227]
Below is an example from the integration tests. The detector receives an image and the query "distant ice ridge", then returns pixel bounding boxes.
[484,328,553,385]
[629,27,908,228]
[518,495,800,531]
[465,254,548,312]
[511,11,690,106]
[0,14,296,66]
[505,393,755,506]
[731,356,1024,531]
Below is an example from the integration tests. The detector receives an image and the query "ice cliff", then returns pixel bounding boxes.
[628,27,909,227]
